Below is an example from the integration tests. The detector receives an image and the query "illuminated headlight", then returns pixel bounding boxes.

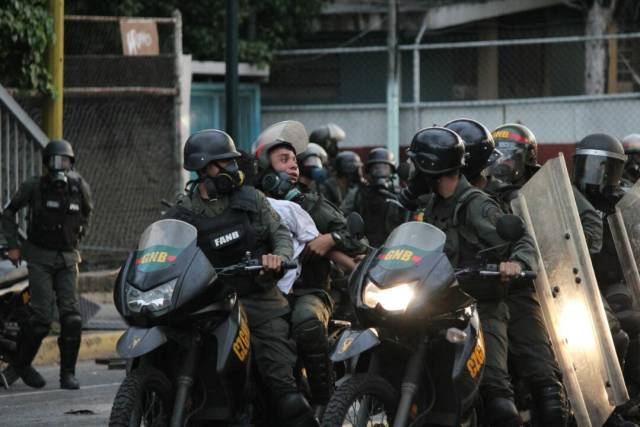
[362,281,416,312]
[126,279,177,313]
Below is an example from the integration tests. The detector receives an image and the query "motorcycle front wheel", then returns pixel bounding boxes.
[322,374,398,427]
[109,367,174,427]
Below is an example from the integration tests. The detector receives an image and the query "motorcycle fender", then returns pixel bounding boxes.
[331,328,380,362]
[117,326,167,359]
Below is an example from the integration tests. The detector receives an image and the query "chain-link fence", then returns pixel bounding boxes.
[263,33,640,164]
[62,14,182,268]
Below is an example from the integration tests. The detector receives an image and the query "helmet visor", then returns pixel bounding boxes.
[48,155,72,171]
[303,156,324,169]
[488,145,526,184]
[368,163,392,178]
[573,154,624,190]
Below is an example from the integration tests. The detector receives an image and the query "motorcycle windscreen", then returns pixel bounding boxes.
[134,219,198,273]
[511,154,627,427]
[609,180,640,307]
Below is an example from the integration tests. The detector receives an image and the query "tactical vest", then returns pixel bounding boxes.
[172,187,269,296]
[426,187,507,300]
[356,185,389,247]
[28,175,85,251]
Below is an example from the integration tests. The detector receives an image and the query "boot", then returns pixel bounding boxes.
[531,380,569,427]
[295,321,334,406]
[484,397,523,427]
[604,413,639,427]
[58,336,80,389]
[276,393,320,427]
[10,322,48,389]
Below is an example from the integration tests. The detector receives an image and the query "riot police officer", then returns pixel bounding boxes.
[170,129,318,427]
[255,121,365,414]
[572,134,640,410]
[399,126,538,427]
[446,119,569,425]
[318,151,364,207]
[1,139,93,390]
[297,143,330,191]
[621,134,640,187]
[341,147,405,246]
[309,123,345,168]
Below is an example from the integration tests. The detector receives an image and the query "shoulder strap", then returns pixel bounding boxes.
[229,186,260,213]
[452,187,487,227]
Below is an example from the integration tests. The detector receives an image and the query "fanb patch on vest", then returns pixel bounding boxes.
[210,229,243,249]
[135,245,182,272]
[377,245,427,269]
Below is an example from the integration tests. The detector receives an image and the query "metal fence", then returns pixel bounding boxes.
[62,14,183,268]
[263,32,640,159]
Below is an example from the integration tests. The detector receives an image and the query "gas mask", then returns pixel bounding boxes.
[47,155,72,188]
[368,163,393,191]
[261,170,302,201]
[201,161,245,199]
[301,156,329,184]
[398,161,439,209]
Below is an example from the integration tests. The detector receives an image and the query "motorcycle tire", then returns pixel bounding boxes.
[109,367,174,427]
[322,374,398,427]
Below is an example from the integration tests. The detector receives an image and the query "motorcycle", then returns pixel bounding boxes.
[109,218,299,427]
[0,238,30,389]
[322,215,536,427]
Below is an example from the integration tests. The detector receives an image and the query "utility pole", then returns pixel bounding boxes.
[386,0,400,162]
[225,0,239,142]
[44,0,64,139]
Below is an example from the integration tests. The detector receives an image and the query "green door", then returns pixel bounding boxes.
[190,83,261,151]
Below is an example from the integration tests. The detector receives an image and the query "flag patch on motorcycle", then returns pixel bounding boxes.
[211,229,242,248]
[135,245,181,272]
[377,245,426,269]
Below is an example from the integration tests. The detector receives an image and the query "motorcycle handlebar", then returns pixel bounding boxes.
[224,259,298,273]
[455,266,537,280]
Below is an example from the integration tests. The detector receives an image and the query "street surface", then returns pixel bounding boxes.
[0,361,125,426]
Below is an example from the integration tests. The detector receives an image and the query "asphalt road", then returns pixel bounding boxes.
[0,361,125,426]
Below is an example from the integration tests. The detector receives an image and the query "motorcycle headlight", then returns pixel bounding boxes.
[126,279,177,313]
[362,280,416,312]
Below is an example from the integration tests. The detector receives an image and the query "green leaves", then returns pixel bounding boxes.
[0,0,54,93]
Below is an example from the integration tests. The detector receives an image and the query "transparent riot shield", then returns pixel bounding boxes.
[511,154,627,427]
[608,181,640,305]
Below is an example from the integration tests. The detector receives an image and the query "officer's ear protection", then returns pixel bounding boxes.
[261,170,302,201]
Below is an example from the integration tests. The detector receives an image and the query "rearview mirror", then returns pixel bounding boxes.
[347,212,365,239]
[496,214,526,242]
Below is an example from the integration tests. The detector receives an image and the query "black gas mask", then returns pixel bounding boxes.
[261,170,302,201]
[368,163,393,190]
[46,155,73,188]
[301,156,329,184]
[201,160,245,199]
[626,153,640,182]
[398,160,439,209]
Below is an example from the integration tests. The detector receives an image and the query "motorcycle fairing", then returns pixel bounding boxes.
[330,328,380,362]
[117,326,168,359]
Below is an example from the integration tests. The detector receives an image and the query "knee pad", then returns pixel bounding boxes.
[613,329,630,366]
[605,284,634,313]
[60,313,82,337]
[276,393,319,427]
[484,397,522,427]
[531,380,569,427]
[293,319,328,352]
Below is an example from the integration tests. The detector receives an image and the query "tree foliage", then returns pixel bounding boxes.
[67,0,324,67]
[0,0,54,93]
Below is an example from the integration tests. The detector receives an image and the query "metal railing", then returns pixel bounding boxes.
[0,84,47,233]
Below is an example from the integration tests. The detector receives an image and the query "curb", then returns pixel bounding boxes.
[33,330,123,366]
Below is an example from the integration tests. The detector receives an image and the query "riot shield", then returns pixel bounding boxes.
[608,180,640,305]
[511,154,627,427]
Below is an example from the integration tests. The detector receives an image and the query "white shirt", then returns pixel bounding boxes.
[267,197,320,294]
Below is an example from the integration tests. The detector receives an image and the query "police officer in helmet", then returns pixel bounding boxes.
[171,129,318,426]
[2,139,93,390]
[319,151,364,207]
[309,123,345,167]
[447,119,570,426]
[254,121,365,415]
[400,126,538,427]
[621,134,640,187]
[297,143,330,192]
[341,147,404,247]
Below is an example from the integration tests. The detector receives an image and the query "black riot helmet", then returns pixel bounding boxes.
[43,139,75,187]
[43,139,75,166]
[622,134,640,182]
[309,123,346,159]
[183,129,241,172]
[334,151,363,182]
[489,124,538,184]
[366,147,396,175]
[407,127,466,175]
[572,133,627,196]
[444,118,495,180]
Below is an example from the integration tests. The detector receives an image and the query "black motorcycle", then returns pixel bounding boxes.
[0,241,30,389]
[109,218,297,426]
[322,217,535,427]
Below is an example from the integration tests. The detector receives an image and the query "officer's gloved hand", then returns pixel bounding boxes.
[398,177,432,210]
